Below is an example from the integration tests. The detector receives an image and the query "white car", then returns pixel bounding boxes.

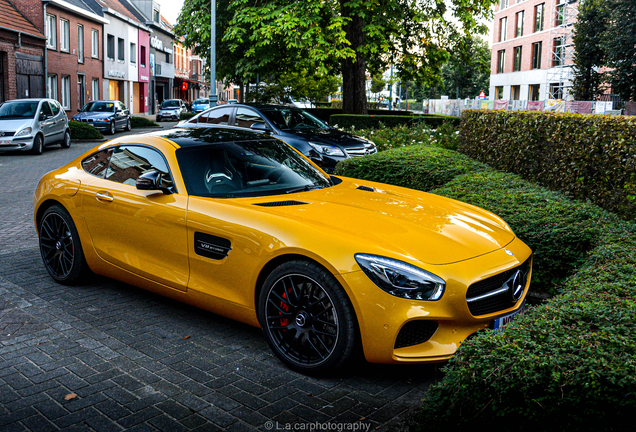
[156,99,188,121]
[0,98,70,155]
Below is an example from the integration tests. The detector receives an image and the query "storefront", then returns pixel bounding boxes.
[148,31,174,114]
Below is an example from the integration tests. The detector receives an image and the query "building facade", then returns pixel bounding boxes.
[0,0,46,102]
[489,0,578,101]
[173,40,207,103]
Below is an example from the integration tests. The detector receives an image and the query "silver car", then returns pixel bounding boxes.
[0,98,70,155]
[156,99,187,121]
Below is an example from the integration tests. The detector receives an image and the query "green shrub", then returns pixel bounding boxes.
[180,112,196,120]
[131,116,159,128]
[68,121,103,140]
[460,110,636,221]
[341,123,458,152]
[304,108,414,123]
[330,114,459,129]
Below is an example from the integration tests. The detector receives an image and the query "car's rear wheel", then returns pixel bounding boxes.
[60,130,71,148]
[31,134,43,155]
[109,121,116,135]
[39,205,88,284]
[258,260,356,374]
[125,118,132,131]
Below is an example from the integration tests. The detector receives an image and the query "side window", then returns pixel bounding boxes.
[235,108,264,128]
[105,145,175,191]
[200,107,232,125]
[40,102,53,118]
[118,102,126,111]
[82,148,113,178]
[49,101,60,116]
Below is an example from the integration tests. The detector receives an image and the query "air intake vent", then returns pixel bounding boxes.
[395,321,438,349]
[356,185,375,192]
[253,200,309,207]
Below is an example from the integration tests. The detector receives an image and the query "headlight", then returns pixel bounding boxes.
[309,142,345,157]
[354,254,445,301]
[15,127,32,137]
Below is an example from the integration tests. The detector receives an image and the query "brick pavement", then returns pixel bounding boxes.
[0,133,438,431]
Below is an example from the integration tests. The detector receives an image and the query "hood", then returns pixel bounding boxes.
[0,118,35,132]
[291,128,372,149]
[239,180,515,265]
[160,106,181,111]
[74,112,114,120]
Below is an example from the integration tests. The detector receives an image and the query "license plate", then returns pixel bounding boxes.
[0,140,10,145]
[493,302,526,331]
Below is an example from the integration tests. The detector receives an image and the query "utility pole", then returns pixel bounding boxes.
[389,64,393,111]
[209,0,218,107]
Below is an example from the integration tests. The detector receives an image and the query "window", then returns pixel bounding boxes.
[500,0,509,9]
[47,75,57,100]
[78,25,84,63]
[532,41,542,69]
[550,83,563,99]
[92,29,99,58]
[165,52,170,63]
[497,49,506,74]
[50,101,61,116]
[511,85,520,100]
[198,107,233,125]
[515,11,524,37]
[130,42,137,64]
[235,108,264,128]
[107,34,115,60]
[534,3,545,32]
[513,46,522,71]
[117,38,125,62]
[106,146,173,188]
[499,17,508,42]
[140,46,146,67]
[528,84,540,101]
[553,37,565,67]
[556,4,564,26]
[153,8,160,23]
[495,86,504,100]
[82,149,113,178]
[60,19,69,52]
[46,14,56,49]
[92,78,99,101]
[61,76,71,109]
[39,101,53,118]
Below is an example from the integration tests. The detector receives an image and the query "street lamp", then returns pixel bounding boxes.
[209,0,218,107]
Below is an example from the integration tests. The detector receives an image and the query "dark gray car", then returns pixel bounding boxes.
[0,98,70,155]
[72,100,132,135]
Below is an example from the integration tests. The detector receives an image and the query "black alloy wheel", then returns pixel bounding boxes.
[125,118,132,131]
[60,130,71,148]
[31,134,43,155]
[109,121,116,135]
[259,260,356,374]
[39,205,87,284]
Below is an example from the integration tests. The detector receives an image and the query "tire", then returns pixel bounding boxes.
[156,116,161,122]
[258,260,356,374]
[38,204,88,285]
[109,121,116,135]
[125,117,132,131]
[31,134,43,155]
[60,130,71,148]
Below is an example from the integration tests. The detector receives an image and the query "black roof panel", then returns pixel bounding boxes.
[147,127,274,147]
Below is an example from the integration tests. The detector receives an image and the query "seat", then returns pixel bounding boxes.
[204,150,243,195]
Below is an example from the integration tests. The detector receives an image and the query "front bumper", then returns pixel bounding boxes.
[157,112,180,120]
[339,237,533,364]
[0,136,35,152]
[73,119,111,131]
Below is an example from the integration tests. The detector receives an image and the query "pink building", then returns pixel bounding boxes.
[489,0,579,101]
[137,28,150,114]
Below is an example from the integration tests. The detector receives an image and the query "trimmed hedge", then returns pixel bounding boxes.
[305,108,414,122]
[180,112,197,120]
[330,114,459,130]
[460,110,636,221]
[346,122,460,152]
[131,116,159,128]
[69,120,103,140]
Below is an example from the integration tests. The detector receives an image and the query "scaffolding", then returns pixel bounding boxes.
[545,0,579,100]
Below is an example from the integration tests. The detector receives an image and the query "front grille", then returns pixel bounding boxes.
[466,257,531,316]
[395,321,438,349]
[0,131,15,137]
[346,147,366,157]
[80,119,94,123]
[253,200,309,207]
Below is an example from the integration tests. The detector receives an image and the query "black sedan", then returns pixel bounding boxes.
[175,104,377,173]
[72,100,132,134]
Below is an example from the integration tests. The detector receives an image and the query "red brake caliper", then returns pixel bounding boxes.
[279,291,290,327]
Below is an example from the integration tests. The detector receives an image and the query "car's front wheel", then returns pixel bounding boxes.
[109,121,116,135]
[31,134,43,155]
[38,204,88,284]
[258,260,356,374]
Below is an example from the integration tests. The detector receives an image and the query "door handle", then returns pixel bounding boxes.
[96,191,114,202]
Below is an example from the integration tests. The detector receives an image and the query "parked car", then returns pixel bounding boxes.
[72,100,131,135]
[33,127,532,374]
[176,104,377,173]
[191,98,211,113]
[0,98,70,155]
[157,99,188,121]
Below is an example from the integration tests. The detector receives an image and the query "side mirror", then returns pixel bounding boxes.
[136,170,172,194]
[250,122,271,133]
[77,108,81,112]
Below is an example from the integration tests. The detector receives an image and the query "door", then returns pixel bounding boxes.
[80,145,189,290]
[17,75,29,98]
[78,75,86,109]
[48,101,65,142]
[116,101,128,128]
[38,101,56,144]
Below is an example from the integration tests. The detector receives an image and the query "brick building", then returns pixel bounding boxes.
[0,0,46,102]
[173,39,207,104]
[42,0,109,113]
[489,0,578,101]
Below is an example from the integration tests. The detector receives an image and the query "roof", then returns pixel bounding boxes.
[148,127,271,147]
[0,0,45,39]
[86,0,142,24]
[47,0,110,24]
[116,0,146,23]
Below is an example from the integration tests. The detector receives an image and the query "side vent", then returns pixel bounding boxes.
[253,200,309,207]
[356,185,375,192]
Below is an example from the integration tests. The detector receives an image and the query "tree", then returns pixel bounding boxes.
[571,0,609,101]
[175,0,497,114]
[439,36,491,99]
[603,0,636,101]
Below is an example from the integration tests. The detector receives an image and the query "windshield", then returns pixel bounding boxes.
[82,102,115,112]
[260,108,328,131]
[162,100,180,108]
[194,99,208,104]
[176,138,331,198]
[0,101,39,119]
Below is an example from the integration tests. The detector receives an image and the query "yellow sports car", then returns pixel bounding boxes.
[33,127,532,374]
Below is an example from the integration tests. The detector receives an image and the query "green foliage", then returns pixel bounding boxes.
[330,114,459,130]
[131,117,159,128]
[572,0,609,100]
[68,121,103,140]
[604,0,636,101]
[248,70,339,105]
[343,122,460,152]
[180,112,197,121]
[459,110,636,220]
[305,108,413,123]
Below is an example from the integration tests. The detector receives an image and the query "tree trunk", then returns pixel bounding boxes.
[341,2,367,114]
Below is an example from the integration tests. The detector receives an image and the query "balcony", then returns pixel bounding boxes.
[155,61,174,79]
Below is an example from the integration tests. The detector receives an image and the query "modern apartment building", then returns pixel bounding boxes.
[489,0,579,101]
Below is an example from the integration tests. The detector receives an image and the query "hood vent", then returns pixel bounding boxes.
[254,200,309,207]
[356,185,375,192]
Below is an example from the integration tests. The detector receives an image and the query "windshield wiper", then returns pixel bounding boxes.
[285,183,325,194]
